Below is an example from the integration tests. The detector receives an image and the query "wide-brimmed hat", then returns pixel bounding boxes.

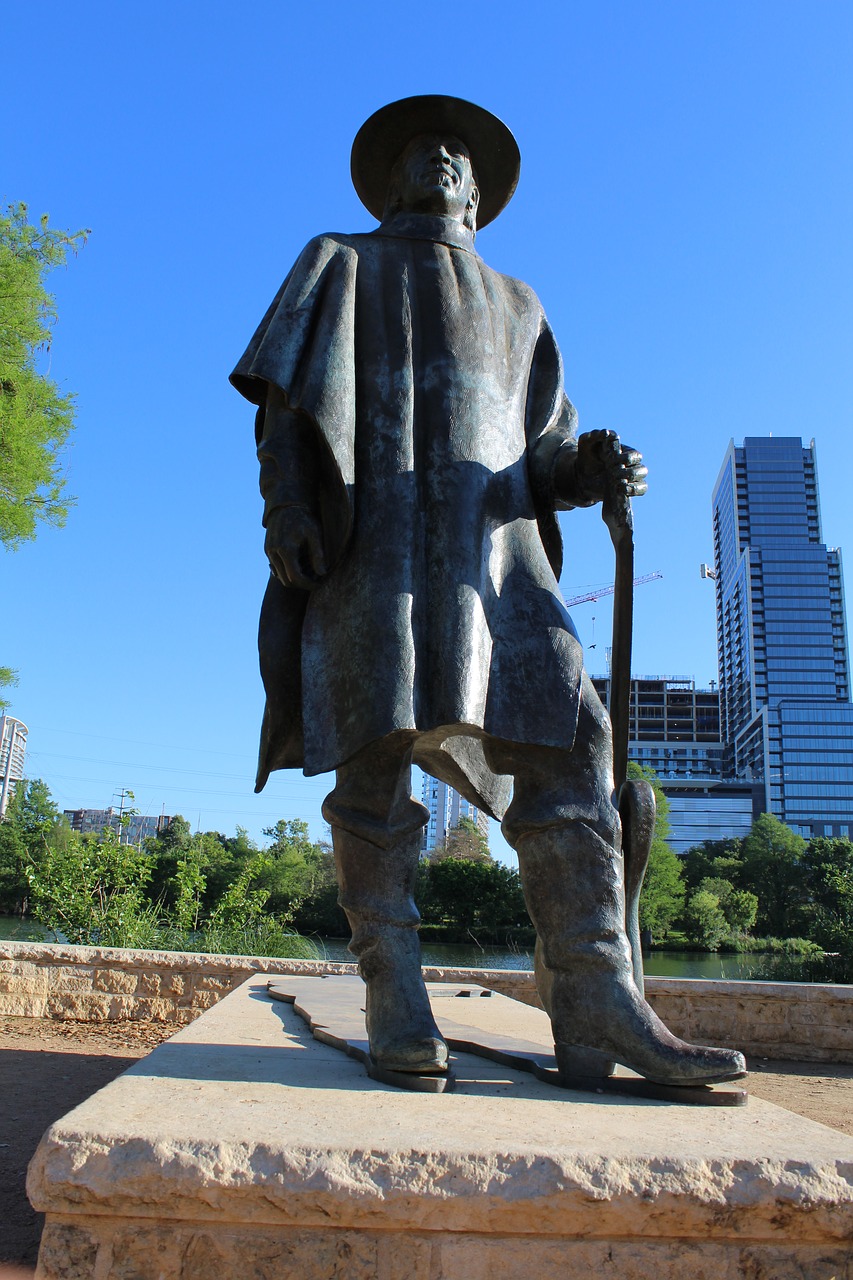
[351,95,520,229]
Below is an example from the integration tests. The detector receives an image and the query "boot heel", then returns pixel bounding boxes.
[556,1043,616,1079]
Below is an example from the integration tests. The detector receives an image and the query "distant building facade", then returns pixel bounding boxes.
[0,716,28,820]
[712,437,853,838]
[63,808,171,844]
[590,676,757,854]
[421,775,490,853]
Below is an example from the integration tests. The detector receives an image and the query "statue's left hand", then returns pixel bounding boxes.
[573,429,648,506]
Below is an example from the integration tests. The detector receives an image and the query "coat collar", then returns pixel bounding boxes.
[372,212,478,254]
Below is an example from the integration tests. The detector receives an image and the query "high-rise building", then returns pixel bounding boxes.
[590,675,757,853]
[421,775,490,853]
[0,715,27,820]
[712,437,853,837]
[63,808,172,844]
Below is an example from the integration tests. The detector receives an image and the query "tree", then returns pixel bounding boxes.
[0,202,88,549]
[740,813,806,936]
[699,876,758,935]
[145,815,195,907]
[0,778,72,913]
[628,763,686,939]
[681,837,746,892]
[0,666,17,713]
[261,818,335,912]
[639,838,686,938]
[430,815,491,863]
[683,887,729,950]
[418,857,527,936]
[801,837,853,955]
[26,824,157,947]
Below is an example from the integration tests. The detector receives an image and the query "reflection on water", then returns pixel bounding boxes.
[314,936,806,981]
[0,916,816,982]
[0,915,53,942]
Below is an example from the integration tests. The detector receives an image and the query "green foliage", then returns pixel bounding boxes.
[5,776,64,843]
[26,824,155,947]
[740,812,806,936]
[720,934,823,957]
[172,843,207,933]
[639,839,686,937]
[683,887,729,950]
[801,837,853,955]
[0,778,71,913]
[627,762,685,938]
[260,819,336,913]
[682,815,834,949]
[18,784,317,959]
[430,815,492,863]
[197,852,317,958]
[681,838,746,892]
[0,817,26,913]
[145,821,256,916]
[418,857,527,937]
[0,666,18,712]
[699,877,758,934]
[0,203,88,549]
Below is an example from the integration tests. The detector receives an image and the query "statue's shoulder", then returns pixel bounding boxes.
[482,261,545,321]
[299,231,372,259]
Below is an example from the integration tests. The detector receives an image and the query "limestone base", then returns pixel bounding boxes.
[28,978,853,1279]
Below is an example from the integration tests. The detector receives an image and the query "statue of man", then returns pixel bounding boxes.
[232,96,744,1088]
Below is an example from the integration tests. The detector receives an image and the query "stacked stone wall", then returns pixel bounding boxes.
[1,939,850,1062]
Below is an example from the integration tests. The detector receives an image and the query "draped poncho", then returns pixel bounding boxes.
[231,214,586,819]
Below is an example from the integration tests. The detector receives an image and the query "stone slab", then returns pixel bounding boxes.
[269,974,748,1104]
[28,976,853,1279]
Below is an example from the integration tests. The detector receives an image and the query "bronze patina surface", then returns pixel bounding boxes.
[232,95,745,1094]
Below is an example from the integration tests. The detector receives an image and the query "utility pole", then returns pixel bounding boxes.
[113,789,135,843]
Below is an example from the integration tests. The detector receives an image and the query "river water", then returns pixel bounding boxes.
[0,915,813,982]
[312,937,789,981]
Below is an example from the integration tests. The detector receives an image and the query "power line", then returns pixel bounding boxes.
[26,723,255,761]
[34,770,325,803]
[29,749,254,782]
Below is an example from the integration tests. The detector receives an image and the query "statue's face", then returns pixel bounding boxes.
[395,134,478,223]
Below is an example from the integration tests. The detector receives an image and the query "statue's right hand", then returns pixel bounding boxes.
[264,505,327,590]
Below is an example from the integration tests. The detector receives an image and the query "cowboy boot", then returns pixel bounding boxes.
[333,826,448,1074]
[516,822,746,1086]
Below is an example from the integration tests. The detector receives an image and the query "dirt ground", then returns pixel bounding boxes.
[1,1017,852,1271]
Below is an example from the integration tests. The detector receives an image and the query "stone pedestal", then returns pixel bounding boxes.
[28,976,853,1279]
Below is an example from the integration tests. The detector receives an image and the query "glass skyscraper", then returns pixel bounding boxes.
[712,437,853,837]
[420,774,489,853]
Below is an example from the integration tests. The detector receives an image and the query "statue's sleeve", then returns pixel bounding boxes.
[525,316,581,579]
[256,402,323,527]
[230,235,358,568]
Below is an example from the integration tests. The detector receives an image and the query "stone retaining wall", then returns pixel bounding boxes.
[1,939,850,1063]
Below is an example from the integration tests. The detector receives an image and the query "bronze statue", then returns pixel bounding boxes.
[232,96,745,1090]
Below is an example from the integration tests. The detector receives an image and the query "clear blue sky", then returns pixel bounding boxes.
[3,0,851,860]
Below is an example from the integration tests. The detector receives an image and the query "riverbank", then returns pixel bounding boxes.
[313,934,837,981]
[4,915,842,982]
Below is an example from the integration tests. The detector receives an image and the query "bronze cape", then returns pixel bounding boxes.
[231,213,587,819]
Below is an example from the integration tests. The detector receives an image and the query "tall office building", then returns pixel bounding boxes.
[421,775,490,853]
[0,715,28,820]
[590,675,757,853]
[712,437,853,837]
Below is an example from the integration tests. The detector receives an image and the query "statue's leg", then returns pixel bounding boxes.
[322,733,448,1074]
[492,679,746,1087]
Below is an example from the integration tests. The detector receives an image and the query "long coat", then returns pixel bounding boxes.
[231,214,586,820]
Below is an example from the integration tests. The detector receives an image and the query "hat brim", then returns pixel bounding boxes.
[351,95,520,230]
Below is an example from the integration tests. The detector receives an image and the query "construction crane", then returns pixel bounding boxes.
[563,570,663,608]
